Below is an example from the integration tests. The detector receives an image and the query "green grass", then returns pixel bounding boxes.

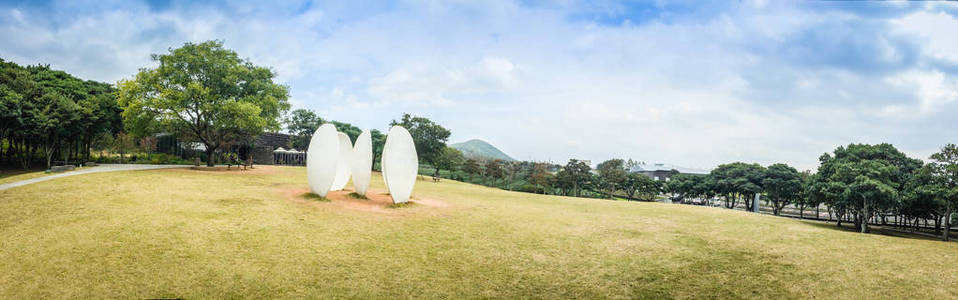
[0,168,49,185]
[0,166,956,298]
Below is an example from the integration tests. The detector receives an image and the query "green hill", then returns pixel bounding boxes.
[450,139,515,161]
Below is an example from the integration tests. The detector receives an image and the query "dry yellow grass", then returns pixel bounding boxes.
[0,166,956,299]
[0,168,49,185]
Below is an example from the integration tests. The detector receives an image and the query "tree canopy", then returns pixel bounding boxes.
[390,113,451,176]
[117,40,290,166]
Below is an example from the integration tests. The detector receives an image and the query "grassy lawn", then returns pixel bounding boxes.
[0,168,50,185]
[0,166,956,298]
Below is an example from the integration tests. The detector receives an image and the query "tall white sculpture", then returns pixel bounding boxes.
[330,132,352,191]
[350,130,373,196]
[306,124,339,197]
[381,126,418,204]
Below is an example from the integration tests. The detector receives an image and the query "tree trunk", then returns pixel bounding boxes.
[206,148,216,167]
[860,197,869,233]
[944,207,953,241]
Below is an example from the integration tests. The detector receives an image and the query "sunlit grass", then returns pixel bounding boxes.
[0,166,956,298]
[0,168,48,185]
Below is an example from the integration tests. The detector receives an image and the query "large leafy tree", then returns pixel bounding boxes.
[390,113,451,177]
[929,144,958,241]
[817,143,921,233]
[626,173,661,201]
[710,162,765,210]
[117,40,290,166]
[596,159,627,199]
[763,163,803,215]
[557,159,592,197]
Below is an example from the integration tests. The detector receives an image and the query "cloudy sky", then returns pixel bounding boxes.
[2,0,957,171]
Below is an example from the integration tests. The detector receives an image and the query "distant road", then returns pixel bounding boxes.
[0,164,190,191]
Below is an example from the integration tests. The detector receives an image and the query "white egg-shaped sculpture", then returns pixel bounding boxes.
[330,132,353,191]
[381,126,418,204]
[306,124,339,197]
[350,130,373,196]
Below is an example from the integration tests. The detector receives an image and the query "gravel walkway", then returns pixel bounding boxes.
[0,164,190,191]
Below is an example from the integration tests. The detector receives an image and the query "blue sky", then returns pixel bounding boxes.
[2,0,957,171]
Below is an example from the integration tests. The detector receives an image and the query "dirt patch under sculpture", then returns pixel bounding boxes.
[168,165,282,175]
[282,187,448,213]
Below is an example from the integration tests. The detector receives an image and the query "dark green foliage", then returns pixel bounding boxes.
[764,163,803,215]
[0,58,121,169]
[596,159,627,199]
[390,113,451,175]
[710,162,766,210]
[816,143,921,233]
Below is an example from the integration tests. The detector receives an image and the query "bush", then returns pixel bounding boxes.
[144,153,191,165]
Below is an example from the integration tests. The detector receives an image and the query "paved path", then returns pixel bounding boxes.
[0,164,190,191]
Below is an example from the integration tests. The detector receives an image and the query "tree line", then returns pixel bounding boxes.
[0,58,122,169]
[418,142,957,241]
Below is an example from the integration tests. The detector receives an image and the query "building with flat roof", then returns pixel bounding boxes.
[629,162,709,181]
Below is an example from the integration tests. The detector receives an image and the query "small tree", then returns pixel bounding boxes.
[596,159,628,199]
[484,159,504,186]
[528,162,552,193]
[433,147,464,181]
[463,158,482,182]
[558,159,592,197]
[628,174,661,201]
[764,163,803,216]
[113,132,135,163]
[139,136,158,159]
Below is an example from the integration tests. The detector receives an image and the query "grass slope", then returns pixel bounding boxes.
[450,139,515,161]
[0,166,956,298]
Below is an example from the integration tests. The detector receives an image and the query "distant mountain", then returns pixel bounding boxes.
[450,139,515,162]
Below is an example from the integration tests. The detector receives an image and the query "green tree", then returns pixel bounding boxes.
[113,132,136,163]
[433,147,465,181]
[763,163,803,216]
[117,40,290,166]
[627,173,662,201]
[818,143,921,233]
[484,159,504,186]
[664,173,701,202]
[528,162,553,193]
[462,158,482,182]
[330,120,362,144]
[710,162,765,210]
[370,129,386,171]
[285,108,323,150]
[929,144,958,241]
[596,159,627,199]
[557,159,592,197]
[390,113,451,177]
